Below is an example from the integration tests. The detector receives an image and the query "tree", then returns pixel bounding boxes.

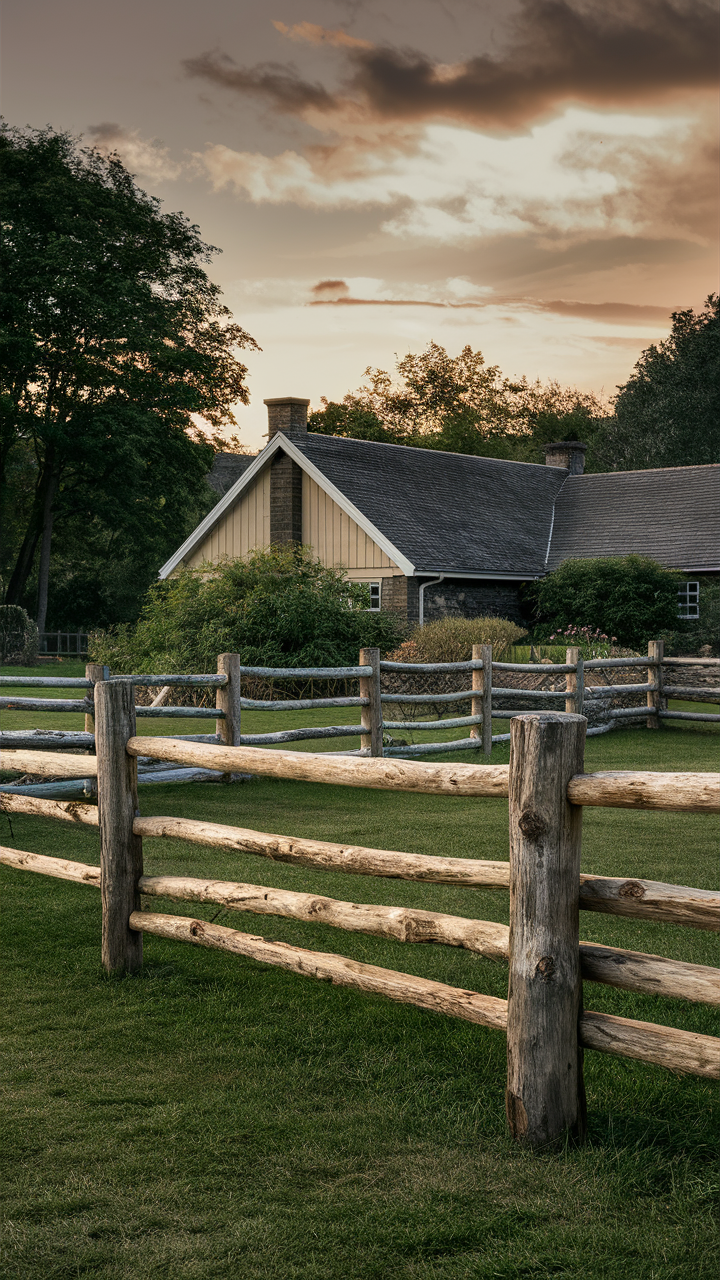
[0,123,259,630]
[529,556,682,650]
[89,546,404,674]
[594,296,720,470]
[309,342,606,462]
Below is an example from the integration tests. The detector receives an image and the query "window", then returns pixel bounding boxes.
[678,581,700,619]
[368,581,381,611]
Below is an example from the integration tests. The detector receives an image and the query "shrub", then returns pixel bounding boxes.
[387,616,527,664]
[0,605,38,665]
[531,556,682,650]
[89,546,404,674]
[661,578,720,656]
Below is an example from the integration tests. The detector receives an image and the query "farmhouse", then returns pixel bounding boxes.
[161,396,720,626]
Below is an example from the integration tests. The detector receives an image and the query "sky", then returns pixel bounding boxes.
[2,0,718,449]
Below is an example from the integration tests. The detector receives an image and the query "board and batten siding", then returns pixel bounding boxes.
[182,466,399,575]
[302,474,395,571]
[186,467,271,567]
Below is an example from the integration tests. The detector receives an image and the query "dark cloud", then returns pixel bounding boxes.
[311,279,350,297]
[185,1,719,128]
[183,50,336,114]
[309,288,673,321]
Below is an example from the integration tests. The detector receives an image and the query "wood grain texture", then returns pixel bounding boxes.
[0,731,95,750]
[85,663,108,735]
[126,737,511,796]
[359,647,383,757]
[0,697,90,713]
[579,942,720,1004]
[216,653,243,747]
[579,874,719,931]
[568,771,720,812]
[130,911,509,1030]
[0,793,99,824]
[138,874,510,956]
[0,844,100,886]
[0,750,99,778]
[506,712,587,1148]
[647,640,662,729]
[95,680,143,973]
[134,814,512,884]
[579,1011,720,1079]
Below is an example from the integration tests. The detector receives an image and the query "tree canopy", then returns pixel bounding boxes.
[309,342,605,464]
[593,295,719,470]
[0,122,258,630]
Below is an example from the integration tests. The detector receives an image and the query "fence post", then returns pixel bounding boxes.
[359,648,383,757]
[647,639,663,729]
[506,710,587,1149]
[565,647,584,715]
[85,663,109,740]
[95,679,143,974]
[217,653,243,782]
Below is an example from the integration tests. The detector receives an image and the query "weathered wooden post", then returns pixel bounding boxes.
[359,648,383,757]
[84,663,109,738]
[565,646,584,716]
[470,643,493,757]
[647,639,663,729]
[216,653,243,781]
[506,711,587,1149]
[95,679,143,973]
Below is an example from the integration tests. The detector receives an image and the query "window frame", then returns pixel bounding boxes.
[677,580,700,620]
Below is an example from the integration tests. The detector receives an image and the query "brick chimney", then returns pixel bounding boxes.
[264,396,310,438]
[544,441,587,475]
[265,397,309,544]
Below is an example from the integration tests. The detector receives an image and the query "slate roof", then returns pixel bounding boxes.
[206,452,256,497]
[292,433,567,577]
[546,464,720,572]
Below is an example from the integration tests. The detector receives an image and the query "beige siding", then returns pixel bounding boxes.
[186,466,271,567]
[183,467,401,575]
[302,474,395,570]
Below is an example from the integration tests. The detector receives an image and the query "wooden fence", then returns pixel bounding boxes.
[1,642,718,799]
[1,681,718,1150]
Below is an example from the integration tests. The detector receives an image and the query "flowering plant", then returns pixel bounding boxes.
[547,625,617,659]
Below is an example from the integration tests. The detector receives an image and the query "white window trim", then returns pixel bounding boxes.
[678,581,700,620]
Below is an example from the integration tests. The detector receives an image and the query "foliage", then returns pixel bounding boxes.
[531,556,682,650]
[89,546,403,674]
[310,342,607,464]
[0,603,38,664]
[0,122,258,630]
[594,296,720,470]
[546,625,618,660]
[387,616,527,664]
[661,578,720,657]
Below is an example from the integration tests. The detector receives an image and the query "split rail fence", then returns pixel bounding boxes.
[1,642,718,801]
[1,680,718,1149]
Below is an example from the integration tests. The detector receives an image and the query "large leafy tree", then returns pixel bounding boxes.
[594,296,720,470]
[0,123,258,630]
[309,341,606,464]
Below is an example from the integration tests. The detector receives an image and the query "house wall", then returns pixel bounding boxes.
[184,465,402,578]
[422,580,526,625]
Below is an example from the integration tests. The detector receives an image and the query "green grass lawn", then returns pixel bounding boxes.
[1,665,719,1278]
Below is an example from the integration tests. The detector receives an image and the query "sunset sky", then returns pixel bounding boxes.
[3,0,718,449]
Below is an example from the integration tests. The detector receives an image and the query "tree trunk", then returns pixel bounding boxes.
[35,468,58,632]
[4,448,57,610]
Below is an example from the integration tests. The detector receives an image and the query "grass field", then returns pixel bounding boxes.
[1,664,719,1278]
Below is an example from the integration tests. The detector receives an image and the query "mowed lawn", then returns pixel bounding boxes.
[1,664,719,1279]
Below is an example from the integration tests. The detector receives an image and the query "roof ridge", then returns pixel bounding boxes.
[302,432,562,472]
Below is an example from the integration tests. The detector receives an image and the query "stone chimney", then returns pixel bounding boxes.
[544,441,587,475]
[264,396,310,438]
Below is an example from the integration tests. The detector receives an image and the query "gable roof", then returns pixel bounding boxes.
[546,464,720,572]
[292,433,566,578]
[160,431,720,581]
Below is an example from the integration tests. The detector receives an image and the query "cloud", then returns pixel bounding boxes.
[196,108,701,243]
[311,279,351,299]
[272,21,372,51]
[87,122,182,181]
[186,2,719,130]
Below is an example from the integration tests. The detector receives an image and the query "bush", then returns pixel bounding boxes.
[531,556,682,650]
[387,616,526,664]
[0,605,38,665]
[89,546,404,674]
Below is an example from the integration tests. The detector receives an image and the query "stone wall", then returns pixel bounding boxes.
[422,580,525,625]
